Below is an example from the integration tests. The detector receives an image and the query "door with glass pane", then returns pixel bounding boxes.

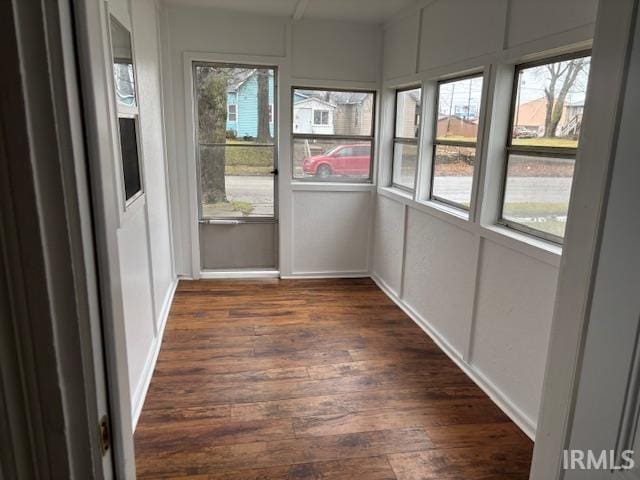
[193,63,278,270]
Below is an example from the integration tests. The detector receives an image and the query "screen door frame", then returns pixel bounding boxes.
[192,61,279,225]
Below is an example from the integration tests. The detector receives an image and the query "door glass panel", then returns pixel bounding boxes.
[109,16,136,108]
[194,64,276,219]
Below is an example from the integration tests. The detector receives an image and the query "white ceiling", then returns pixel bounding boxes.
[164,0,418,24]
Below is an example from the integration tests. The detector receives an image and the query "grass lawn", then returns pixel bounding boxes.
[202,200,254,217]
[512,137,578,148]
[202,139,274,175]
[503,202,567,238]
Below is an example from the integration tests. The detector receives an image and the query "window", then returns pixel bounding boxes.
[392,87,422,191]
[194,63,277,219]
[500,52,591,242]
[228,104,237,122]
[292,88,375,182]
[313,110,330,125]
[269,104,273,123]
[431,74,483,209]
[109,14,143,204]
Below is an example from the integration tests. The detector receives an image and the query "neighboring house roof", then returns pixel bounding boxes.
[293,97,336,109]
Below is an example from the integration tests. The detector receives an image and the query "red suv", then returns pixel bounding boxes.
[302,144,371,178]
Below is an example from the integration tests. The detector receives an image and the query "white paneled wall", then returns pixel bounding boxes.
[402,209,478,358]
[472,240,558,427]
[291,190,373,275]
[373,0,597,438]
[109,0,176,427]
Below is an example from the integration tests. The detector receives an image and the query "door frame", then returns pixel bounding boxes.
[183,51,292,278]
[0,0,115,477]
[530,0,639,478]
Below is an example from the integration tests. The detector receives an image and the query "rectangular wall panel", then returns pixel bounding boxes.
[402,208,477,356]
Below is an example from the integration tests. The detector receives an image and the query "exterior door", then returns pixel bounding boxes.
[193,62,278,271]
[295,107,313,133]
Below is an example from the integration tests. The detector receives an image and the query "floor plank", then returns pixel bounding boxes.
[135,278,533,478]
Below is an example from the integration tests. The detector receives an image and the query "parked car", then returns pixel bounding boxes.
[302,144,371,178]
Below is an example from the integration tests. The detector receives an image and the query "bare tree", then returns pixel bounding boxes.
[543,58,587,137]
[256,69,271,142]
[197,66,228,203]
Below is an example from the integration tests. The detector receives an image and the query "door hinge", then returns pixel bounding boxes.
[99,415,110,456]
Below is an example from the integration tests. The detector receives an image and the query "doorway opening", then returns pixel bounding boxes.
[193,62,278,272]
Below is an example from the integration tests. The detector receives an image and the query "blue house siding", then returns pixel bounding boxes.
[226,73,274,138]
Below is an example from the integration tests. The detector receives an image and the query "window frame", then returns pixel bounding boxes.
[312,109,330,126]
[391,85,422,193]
[227,103,237,122]
[291,86,377,184]
[193,61,279,222]
[430,72,484,211]
[498,50,591,244]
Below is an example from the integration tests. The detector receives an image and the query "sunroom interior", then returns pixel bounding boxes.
[95,0,609,477]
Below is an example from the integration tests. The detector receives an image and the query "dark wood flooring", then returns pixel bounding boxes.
[135,278,533,479]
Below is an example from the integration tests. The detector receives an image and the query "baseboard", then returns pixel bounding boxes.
[371,272,537,440]
[131,277,178,430]
[281,271,370,279]
[200,269,280,279]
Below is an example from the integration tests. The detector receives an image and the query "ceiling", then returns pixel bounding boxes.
[163,0,418,24]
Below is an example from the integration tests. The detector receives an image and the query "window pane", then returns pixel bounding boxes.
[395,88,422,139]
[118,118,142,201]
[512,56,591,148]
[392,143,418,189]
[436,76,483,142]
[293,139,372,181]
[110,16,136,108]
[502,154,574,239]
[199,145,274,218]
[432,145,475,208]
[195,64,275,145]
[293,89,374,136]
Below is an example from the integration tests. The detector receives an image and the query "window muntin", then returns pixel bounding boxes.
[500,53,591,243]
[392,87,422,191]
[431,75,483,209]
[109,14,143,204]
[292,88,375,182]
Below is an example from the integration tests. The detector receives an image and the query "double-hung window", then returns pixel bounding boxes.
[109,14,143,206]
[500,52,591,242]
[391,87,422,191]
[292,88,375,182]
[431,74,484,209]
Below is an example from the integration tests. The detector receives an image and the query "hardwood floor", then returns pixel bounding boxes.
[135,278,533,479]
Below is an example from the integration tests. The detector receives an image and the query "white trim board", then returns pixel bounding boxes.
[371,272,537,440]
[200,269,280,279]
[281,271,370,279]
[131,278,178,430]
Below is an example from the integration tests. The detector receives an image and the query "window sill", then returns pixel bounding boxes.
[419,199,470,222]
[291,182,376,192]
[379,186,414,201]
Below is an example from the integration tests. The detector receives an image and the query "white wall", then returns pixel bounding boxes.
[374,0,598,437]
[109,0,176,427]
[160,5,381,278]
